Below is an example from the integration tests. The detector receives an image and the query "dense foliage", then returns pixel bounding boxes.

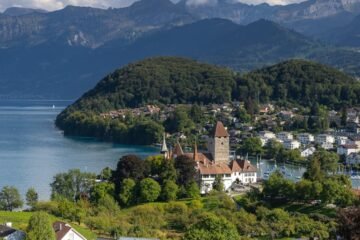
[56,57,360,145]
[26,212,56,240]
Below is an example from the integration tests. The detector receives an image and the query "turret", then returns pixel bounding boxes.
[207,121,230,164]
[160,133,169,158]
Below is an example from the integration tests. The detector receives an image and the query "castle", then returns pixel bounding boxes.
[162,121,257,194]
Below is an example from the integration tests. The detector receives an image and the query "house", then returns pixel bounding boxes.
[349,135,360,148]
[0,223,25,240]
[258,131,276,146]
[163,121,257,194]
[297,133,314,145]
[319,142,334,150]
[346,153,360,165]
[336,136,349,146]
[301,147,316,158]
[337,144,359,156]
[315,134,335,149]
[53,222,87,240]
[276,132,293,142]
[259,131,276,139]
[278,111,294,120]
[283,140,301,150]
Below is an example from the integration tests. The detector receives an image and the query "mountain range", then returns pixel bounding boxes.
[0,0,359,99]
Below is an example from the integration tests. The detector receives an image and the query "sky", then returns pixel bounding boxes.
[0,0,305,12]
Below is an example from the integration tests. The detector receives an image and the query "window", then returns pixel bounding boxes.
[203,174,209,178]
[225,174,231,177]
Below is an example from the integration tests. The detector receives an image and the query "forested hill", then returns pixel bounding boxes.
[235,59,360,108]
[62,57,236,113]
[55,57,360,144]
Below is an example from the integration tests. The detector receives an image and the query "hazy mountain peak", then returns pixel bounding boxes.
[3,7,47,16]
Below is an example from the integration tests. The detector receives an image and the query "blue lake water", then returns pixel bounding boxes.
[0,100,158,200]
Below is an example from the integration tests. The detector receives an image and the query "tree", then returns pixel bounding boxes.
[139,178,161,203]
[263,171,295,201]
[238,137,264,157]
[164,107,194,134]
[265,139,284,159]
[186,182,200,199]
[337,207,360,239]
[161,180,179,201]
[90,182,115,203]
[212,175,225,192]
[189,104,204,123]
[50,169,96,201]
[119,178,136,206]
[184,213,240,240]
[305,150,339,178]
[99,167,112,181]
[175,155,197,186]
[0,186,23,211]
[340,107,347,126]
[113,155,147,186]
[303,158,324,181]
[27,212,56,240]
[235,106,251,123]
[26,188,39,209]
[146,156,177,183]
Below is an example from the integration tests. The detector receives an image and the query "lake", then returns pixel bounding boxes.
[0,100,158,200]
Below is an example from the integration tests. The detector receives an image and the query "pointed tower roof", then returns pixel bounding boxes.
[172,141,184,156]
[160,133,168,153]
[212,121,229,137]
[193,142,199,161]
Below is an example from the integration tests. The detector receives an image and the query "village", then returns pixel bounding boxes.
[100,102,360,174]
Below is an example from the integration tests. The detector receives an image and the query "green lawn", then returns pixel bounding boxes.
[0,211,97,240]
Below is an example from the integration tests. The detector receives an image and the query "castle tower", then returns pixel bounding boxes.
[160,133,169,158]
[207,121,230,164]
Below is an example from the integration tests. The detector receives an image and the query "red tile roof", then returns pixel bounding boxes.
[236,159,257,173]
[212,121,229,138]
[198,162,232,175]
[172,142,184,157]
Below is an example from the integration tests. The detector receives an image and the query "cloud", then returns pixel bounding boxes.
[0,0,138,11]
[0,0,305,12]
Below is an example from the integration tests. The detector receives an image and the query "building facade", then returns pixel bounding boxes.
[163,121,257,194]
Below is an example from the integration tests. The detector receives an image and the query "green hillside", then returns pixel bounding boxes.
[56,57,360,144]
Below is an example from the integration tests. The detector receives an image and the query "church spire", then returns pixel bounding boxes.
[160,133,168,154]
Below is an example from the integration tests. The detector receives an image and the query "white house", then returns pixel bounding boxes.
[301,147,316,158]
[0,223,25,240]
[336,136,349,146]
[297,133,314,145]
[53,222,87,240]
[276,132,294,142]
[283,140,301,150]
[315,134,335,144]
[259,131,276,146]
[259,131,276,139]
[316,134,335,149]
[318,142,334,150]
[337,144,359,156]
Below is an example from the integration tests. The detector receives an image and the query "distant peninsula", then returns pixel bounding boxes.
[55,56,360,145]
